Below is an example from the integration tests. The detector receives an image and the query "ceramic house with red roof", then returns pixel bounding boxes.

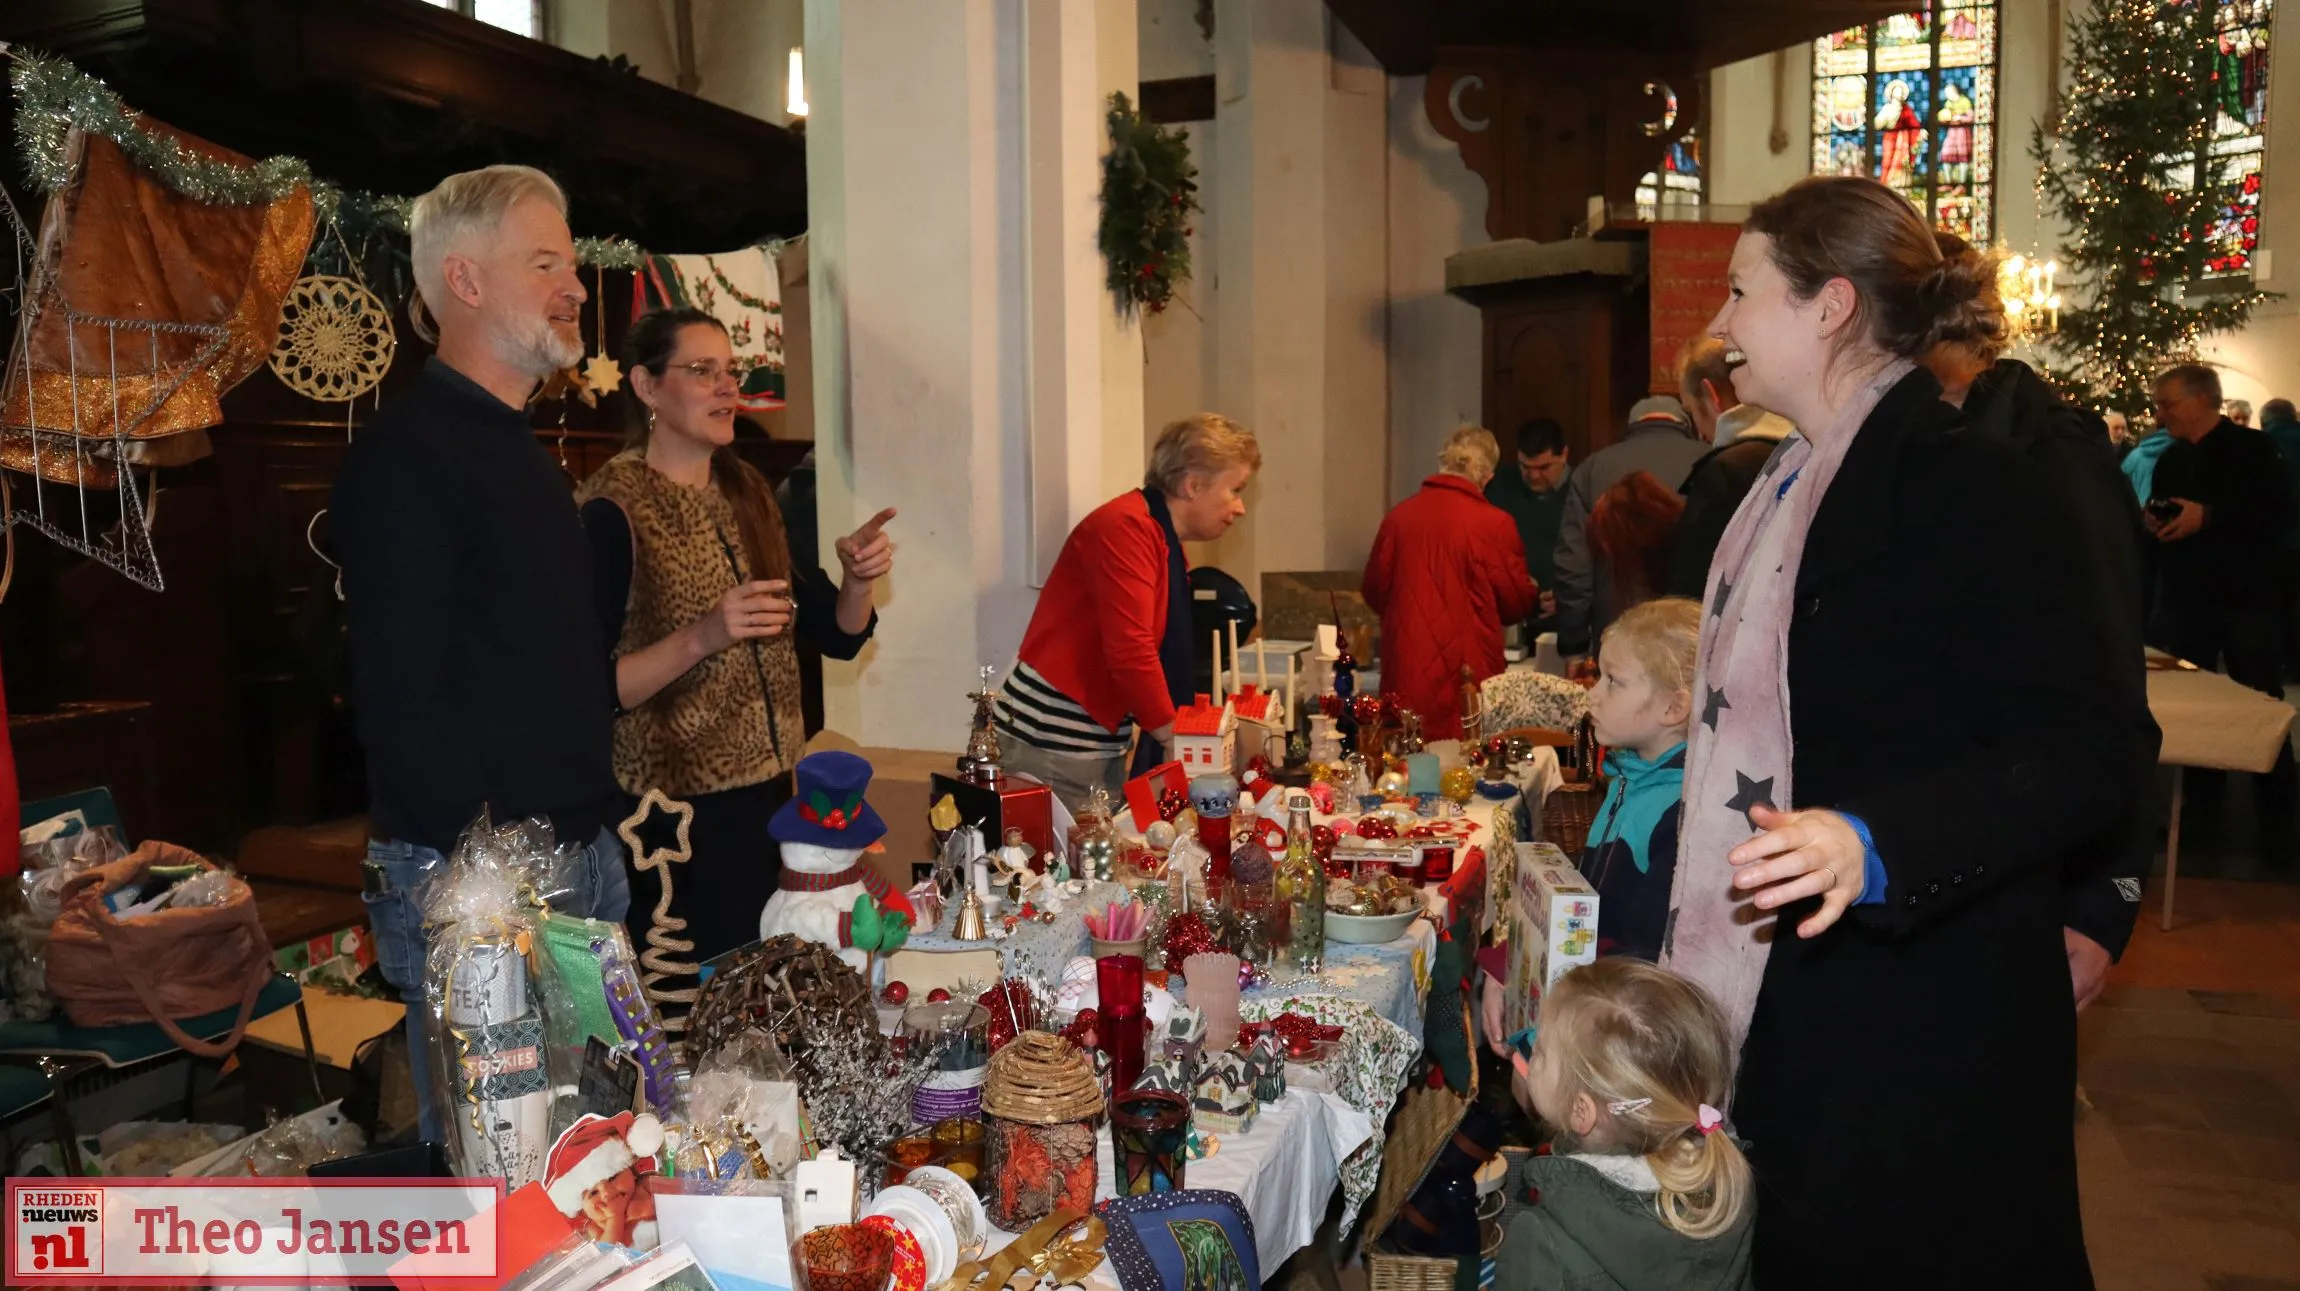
[1170,693,1236,775]
[1228,684,1287,768]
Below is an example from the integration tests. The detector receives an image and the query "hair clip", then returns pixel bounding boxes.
[1606,1097,1652,1116]
[1697,1104,1724,1135]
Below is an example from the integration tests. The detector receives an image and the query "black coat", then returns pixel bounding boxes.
[1961,360,2160,960]
[1734,370,2135,1291]
[2153,417,2295,610]
[1666,436,1782,600]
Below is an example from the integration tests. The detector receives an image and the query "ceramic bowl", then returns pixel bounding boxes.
[1324,909,1418,945]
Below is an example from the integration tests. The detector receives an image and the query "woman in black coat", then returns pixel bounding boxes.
[1661,177,2136,1290]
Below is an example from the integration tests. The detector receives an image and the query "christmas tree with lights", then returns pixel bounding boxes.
[2029,0,2276,415]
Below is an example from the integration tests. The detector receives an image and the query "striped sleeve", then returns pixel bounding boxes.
[994,663,1132,754]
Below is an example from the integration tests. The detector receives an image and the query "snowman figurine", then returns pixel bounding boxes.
[758,751,914,975]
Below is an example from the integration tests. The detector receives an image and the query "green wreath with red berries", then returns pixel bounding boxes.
[1098,91,1200,318]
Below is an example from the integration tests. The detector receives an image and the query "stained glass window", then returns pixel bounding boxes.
[2166,1,2273,277]
[1811,3,1999,241]
[1636,128,1705,221]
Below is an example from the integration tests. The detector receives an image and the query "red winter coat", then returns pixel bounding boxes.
[1362,474,1539,740]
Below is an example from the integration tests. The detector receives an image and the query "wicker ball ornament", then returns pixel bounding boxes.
[269,274,396,403]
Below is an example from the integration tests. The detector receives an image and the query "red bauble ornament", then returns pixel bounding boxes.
[1157,788,1189,822]
[1358,817,1399,841]
[927,987,952,1004]
[882,981,910,1006]
[1062,1007,1101,1050]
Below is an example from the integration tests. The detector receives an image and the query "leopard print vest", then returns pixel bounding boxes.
[577,449,804,798]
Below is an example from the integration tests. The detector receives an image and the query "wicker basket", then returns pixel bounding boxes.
[1367,1194,1506,1291]
[1367,1250,1458,1291]
[1542,784,1602,856]
[1362,1046,1480,1246]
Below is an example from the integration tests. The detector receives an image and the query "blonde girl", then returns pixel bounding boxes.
[1499,957,1754,1291]
[1580,596,1700,960]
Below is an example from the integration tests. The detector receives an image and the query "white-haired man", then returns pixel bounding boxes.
[332,166,629,1141]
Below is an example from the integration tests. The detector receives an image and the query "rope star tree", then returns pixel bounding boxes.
[2028,0,2277,415]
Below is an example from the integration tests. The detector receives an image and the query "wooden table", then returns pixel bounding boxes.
[2147,655,2296,929]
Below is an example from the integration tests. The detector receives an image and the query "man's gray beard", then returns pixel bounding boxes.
[492,312,583,379]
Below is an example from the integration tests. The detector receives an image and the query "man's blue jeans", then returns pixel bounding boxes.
[363,827,632,1144]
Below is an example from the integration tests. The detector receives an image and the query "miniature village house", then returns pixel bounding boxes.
[1169,694,1236,774]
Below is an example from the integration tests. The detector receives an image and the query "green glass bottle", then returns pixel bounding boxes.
[1280,793,1326,972]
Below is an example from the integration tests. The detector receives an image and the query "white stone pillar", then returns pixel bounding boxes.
[806,0,1141,750]
[1198,0,1330,595]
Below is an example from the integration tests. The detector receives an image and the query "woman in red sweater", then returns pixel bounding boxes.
[996,413,1261,811]
[1363,425,1540,740]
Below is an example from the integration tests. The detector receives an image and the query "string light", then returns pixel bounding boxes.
[2026,0,2279,414]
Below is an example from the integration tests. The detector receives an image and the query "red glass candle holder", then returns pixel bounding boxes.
[1097,954,1147,1091]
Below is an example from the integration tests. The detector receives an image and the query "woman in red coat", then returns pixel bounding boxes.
[994,413,1261,811]
[1363,426,1541,740]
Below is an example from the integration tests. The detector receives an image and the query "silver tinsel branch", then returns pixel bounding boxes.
[794,1015,948,1196]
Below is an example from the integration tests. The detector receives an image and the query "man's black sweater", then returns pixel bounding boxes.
[331,357,619,854]
[2153,416,2296,610]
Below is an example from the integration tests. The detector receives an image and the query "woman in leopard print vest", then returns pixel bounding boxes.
[578,308,894,963]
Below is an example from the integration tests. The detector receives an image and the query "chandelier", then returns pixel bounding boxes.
[1998,251,2061,338]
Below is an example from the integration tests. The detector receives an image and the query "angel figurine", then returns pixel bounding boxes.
[993,827,1038,901]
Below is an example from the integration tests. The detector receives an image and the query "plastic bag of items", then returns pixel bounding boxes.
[0,816,132,1021]
[533,908,683,1143]
[678,1031,804,1181]
[171,1102,367,1177]
[419,813,588,1192]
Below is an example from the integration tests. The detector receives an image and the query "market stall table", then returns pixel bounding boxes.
[2147,652,2297,929]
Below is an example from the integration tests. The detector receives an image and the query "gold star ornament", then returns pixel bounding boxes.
[582,352,624,396]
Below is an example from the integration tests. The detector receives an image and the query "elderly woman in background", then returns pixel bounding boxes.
[1362,425,1540,741]
[1666,175,2137,1288]
[995,413,1260,811]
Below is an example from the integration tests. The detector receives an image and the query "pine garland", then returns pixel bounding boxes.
[10,49,648,269]
[2028,0,2279,415]
[1097,92,1199,317]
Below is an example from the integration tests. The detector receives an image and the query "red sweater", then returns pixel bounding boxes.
[1015,491,1178,734]
[1363,474,1538,740]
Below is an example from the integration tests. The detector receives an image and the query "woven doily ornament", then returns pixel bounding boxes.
[269,274,396,402]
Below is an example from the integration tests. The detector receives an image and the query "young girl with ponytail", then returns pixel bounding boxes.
[1499,957,1753,1290]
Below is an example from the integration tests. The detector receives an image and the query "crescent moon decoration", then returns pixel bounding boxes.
[1642,80,1680,138]
[1447,75,1490,133]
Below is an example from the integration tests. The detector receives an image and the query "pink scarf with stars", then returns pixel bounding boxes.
[1661,361,1911,1057]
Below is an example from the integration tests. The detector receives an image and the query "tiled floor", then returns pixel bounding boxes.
[2082,878,2300,1289]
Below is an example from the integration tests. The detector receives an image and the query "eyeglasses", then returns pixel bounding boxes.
[670,360,738,385]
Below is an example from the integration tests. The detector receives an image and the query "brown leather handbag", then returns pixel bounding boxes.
[44,842,277,1057]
